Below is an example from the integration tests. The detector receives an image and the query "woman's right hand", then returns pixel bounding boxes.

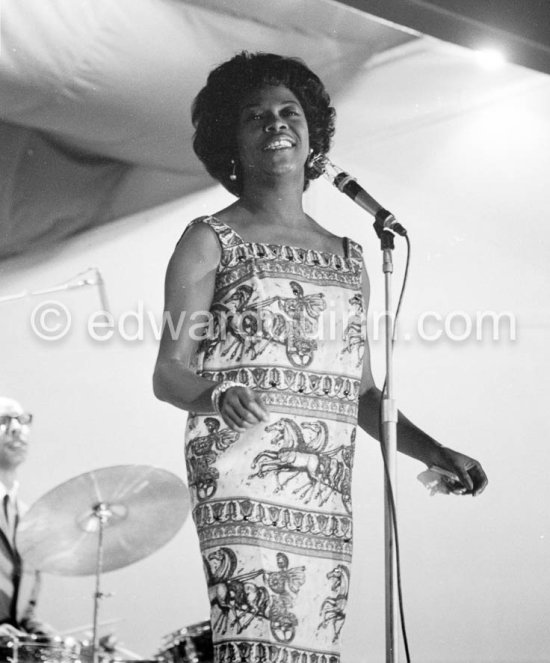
[219,386,269,432]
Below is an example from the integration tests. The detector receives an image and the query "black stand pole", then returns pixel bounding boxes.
[373,219,399,663]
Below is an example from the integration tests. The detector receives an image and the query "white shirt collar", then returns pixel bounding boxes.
[0,479,19,503]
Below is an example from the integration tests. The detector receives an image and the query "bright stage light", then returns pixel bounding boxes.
[474,48,506,70]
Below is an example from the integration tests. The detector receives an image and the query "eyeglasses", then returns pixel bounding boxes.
[0,413,33,427]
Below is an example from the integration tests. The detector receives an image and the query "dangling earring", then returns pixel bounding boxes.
[307,149,323,174]
[229,159,237,182]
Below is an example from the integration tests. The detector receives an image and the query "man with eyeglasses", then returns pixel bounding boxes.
[0,396,53,640]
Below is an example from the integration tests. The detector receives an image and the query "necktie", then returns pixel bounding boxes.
[3,494,16,543]
[3,495,9,524]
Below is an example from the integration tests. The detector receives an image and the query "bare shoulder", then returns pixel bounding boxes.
[210,201,249,232]
[172,217,221,270]
[306,215,348,255]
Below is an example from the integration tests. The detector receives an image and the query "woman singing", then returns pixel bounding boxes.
[153,51,487,663]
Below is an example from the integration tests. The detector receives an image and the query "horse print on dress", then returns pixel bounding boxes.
[204,547,306,644]
[250,417,353,514]
[201,281,326,368]
[341,293,365,367]
[318,564,350,643]
[186,418,239,501]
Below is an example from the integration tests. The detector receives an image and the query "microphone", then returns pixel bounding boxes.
[310,154,407,236]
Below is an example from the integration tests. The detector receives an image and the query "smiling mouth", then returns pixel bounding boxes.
[263,138,295,151]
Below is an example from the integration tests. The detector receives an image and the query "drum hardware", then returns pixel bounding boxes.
[17,465,190,663]
[157,621,213,663]
[90,501,115,663]
[78,634,146,662]
[0,633,81,662]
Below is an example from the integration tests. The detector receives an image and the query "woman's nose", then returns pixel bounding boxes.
[264,113,287,132]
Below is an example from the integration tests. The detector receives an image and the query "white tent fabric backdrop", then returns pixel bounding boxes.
[0,0,412,257]
[1,2,549,662]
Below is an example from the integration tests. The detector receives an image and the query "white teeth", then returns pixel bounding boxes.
[264,139,293,150]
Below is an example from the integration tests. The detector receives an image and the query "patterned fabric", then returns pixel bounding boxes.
[184,216,366,662]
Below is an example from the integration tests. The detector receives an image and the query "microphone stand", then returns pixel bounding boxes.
[373,218,399,663]
[310,154,405,662]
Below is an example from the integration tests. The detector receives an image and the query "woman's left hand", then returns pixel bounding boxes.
[429,446,488,496]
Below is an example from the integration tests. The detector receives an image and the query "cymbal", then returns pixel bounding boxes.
[17,465,189,576]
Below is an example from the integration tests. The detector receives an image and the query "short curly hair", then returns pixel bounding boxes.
[192,51,335,197]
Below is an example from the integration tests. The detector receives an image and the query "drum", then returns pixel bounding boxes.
[0,635,80,662]
[157,621,213,663]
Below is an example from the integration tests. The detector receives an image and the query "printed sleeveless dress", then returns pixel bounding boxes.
[183,216,366,663]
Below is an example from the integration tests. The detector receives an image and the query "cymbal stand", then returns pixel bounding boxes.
[10,636,20,663]
[91,502,112,663]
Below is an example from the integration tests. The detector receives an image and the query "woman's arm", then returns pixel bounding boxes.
[153,221,268,430]
[153,221,223,412]
[356,264,488,495]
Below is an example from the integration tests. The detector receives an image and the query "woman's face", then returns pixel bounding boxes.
[236,84,310,187]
